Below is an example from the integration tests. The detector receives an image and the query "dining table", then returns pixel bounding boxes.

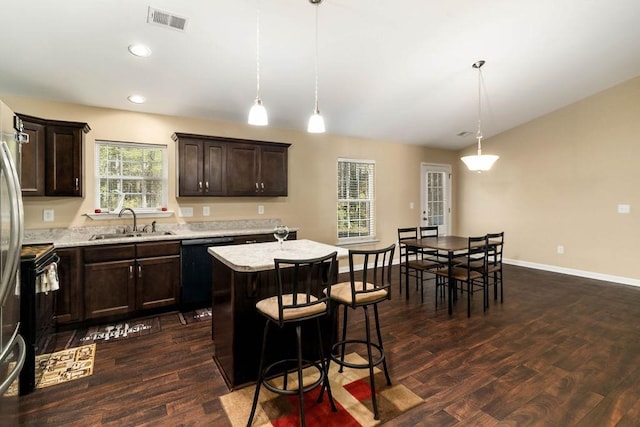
[402,236,485,315]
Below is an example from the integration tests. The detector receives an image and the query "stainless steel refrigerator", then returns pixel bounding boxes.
[0,100,26,412]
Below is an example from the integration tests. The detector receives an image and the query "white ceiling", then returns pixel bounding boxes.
[2,0,640,149]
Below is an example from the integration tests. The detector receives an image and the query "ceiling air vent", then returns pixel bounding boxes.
[147,6,188,31]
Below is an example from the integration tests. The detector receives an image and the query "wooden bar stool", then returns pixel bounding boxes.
[247,251,338,427]
[327,244,395,420]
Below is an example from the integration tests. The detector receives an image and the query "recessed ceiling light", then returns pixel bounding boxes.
[128,44,152,57]
[127,95,146,104]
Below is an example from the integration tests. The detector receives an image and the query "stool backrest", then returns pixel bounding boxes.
[273,251,338,326]
[346,244,396,307]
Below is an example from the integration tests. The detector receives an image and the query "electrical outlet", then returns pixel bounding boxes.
[258,205,264,215]
[43,209,54,222]
[202,206,210,216]
[557,245,564,254]
[618,204,631,214]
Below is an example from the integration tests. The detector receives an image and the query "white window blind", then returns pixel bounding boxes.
[337,158,375,242]
[95,141,168,212]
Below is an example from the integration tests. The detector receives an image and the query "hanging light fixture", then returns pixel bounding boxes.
[307,0,325,133]
[461,60,499,172]
[248,0,268,126]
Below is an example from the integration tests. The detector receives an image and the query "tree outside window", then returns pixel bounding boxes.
[95,141,168,212]
[337,159,375,242]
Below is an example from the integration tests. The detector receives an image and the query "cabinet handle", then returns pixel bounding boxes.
[138,265,142,279]
[205,181,209,191]
[129,265,133,279]
[245,240,257,244]
[261,182,264,191]
[255,182,259,192]
[198,181,203,190]
[75,178,79,191]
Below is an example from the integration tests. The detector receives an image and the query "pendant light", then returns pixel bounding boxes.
[461,60,499,172]
[248,0,268,126]
[307,0,325,133]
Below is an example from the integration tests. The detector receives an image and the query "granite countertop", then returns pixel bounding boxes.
[23,219,297,248]
[208,239,348,272]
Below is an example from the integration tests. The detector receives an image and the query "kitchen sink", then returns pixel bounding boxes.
[89,231,175,241]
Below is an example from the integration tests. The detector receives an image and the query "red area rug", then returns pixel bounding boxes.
[220,353,423,426]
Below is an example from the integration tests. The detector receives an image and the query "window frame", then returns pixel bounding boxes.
[337,158,376,244]
[94,140,168,213]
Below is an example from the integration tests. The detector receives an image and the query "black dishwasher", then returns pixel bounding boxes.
[181,236,235,310]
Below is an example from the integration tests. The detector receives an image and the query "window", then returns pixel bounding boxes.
[337,158,375,242]
[95,141,168,212]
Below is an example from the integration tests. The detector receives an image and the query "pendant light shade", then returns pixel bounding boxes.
[249,98,268,126]
[248,1,268,126]
[307,0,325,133]
[308,109,325,133]
[461,60,499,172]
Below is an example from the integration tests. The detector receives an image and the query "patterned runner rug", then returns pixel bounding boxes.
[178,307,212,325]
[220,353,423,426]
[4,344,95,396]
[65,317,161,348]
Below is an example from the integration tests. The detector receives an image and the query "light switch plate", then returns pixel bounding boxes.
[617,204,631,214]
[43,209,54,222]
[179,207,194,217]
[258,205,264,215]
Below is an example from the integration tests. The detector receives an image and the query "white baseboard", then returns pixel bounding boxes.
[504,258,640,288]
[343,257,640,289]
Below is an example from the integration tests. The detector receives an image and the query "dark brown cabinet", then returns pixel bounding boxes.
[173,133,290,197]
[17,113,90,197]
[83,244,136,320]
[176,137,226,196]
[233,230,297,245]
[226,142,288,196]
[54,247,83,325]
[20,119,46,196]
[83,242,180,320]
[135,242,180,311]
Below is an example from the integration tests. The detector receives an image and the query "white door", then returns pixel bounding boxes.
[420,163,451,236]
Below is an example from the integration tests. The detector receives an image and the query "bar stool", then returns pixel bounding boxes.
[327,244,395,420]
[247,251,338,427]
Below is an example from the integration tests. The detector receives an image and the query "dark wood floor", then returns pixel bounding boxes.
[9,264,640,426]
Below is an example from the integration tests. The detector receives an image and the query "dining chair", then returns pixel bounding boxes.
[434,235,488,317]
[397,227,440,301]
[475,232,504,304]
[248,252,338,427]
[418,226,446,303]
[326,244,395,420]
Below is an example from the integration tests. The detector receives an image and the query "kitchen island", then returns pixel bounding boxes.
[208,239,348,389]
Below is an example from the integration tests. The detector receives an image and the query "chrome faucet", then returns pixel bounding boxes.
[118,208,137,232]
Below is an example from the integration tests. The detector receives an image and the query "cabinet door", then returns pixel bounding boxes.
[178,139,205,196]
[136,255,180,310]
[20,119,46,196]
[227,143,259,196]
[203,141,226,195]
[54,247,83,324]
[260,145,288,196]
[84,260,135,319]
[46,125,83,196]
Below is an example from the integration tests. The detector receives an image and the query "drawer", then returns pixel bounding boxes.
[84,244,135,263]
[136,241,181,258]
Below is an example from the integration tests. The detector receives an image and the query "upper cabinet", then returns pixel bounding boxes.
[173,133,290,197]
[18,113,90,197]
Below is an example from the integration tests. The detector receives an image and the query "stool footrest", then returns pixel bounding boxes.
[330,339,385,369]
[262,358,325,395]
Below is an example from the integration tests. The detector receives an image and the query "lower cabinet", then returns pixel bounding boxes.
[83,242,180,320]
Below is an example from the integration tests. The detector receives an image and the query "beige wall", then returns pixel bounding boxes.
[3,95,457,250]
[457,76,640,280]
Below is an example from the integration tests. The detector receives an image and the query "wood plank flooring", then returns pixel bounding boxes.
[9,264,640,426]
